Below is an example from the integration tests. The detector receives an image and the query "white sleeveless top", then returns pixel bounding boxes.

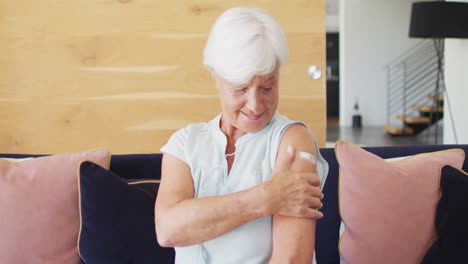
[161,113,328,264]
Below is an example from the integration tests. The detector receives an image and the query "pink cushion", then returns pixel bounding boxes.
[336,140,465,264]
[0,149,110,264]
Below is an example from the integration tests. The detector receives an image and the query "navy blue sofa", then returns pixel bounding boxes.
[3,144,468,263]
[110,144,468,263]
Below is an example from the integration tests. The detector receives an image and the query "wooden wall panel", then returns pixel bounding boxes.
[0,0,325,154]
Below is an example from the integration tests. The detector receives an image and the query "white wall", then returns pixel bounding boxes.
[339,0,427,126]
[327,14,339,32]
[444,0,468,144]
[326,0,339,32]
[337,0,467,143]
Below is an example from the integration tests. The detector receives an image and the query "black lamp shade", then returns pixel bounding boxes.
[409,2,468,38]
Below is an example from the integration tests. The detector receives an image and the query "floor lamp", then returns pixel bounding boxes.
[408,1,468,144]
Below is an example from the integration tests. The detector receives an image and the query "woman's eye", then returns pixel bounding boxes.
[235,88,248,94]
[261,87,272,92]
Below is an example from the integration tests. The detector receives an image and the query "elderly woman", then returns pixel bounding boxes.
[155,7,328,264]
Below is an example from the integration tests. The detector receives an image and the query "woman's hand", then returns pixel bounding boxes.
[263,146,323,219]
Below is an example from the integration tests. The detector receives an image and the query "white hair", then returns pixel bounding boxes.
[203,7,288,84]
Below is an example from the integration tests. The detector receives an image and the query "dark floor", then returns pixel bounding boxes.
[326,122,444,147]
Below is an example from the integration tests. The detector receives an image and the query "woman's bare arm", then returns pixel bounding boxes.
[269,124,323,263]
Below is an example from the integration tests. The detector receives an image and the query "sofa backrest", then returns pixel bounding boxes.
[2,144,467,264]
[100,144,468,264]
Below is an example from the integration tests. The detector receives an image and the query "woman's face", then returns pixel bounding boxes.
[215,69,279,134]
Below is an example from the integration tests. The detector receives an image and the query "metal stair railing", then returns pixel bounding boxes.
[384,39,442,130]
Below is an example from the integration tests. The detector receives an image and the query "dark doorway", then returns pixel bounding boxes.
[326,33,339,123]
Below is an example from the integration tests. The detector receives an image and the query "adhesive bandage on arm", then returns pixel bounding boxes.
[297,151,316,165]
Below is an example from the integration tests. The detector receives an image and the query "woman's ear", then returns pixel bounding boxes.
[206,66,216,80]
[213,75,223,92]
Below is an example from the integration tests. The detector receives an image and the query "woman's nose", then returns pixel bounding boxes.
[246,90,262,113]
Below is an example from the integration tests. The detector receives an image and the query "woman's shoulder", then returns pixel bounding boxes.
[174,115,220,133]
[264,113,307,149]
[267,113,314,150]
[186,115,220,134]
[269,113,305,132]
[161,115,221,155]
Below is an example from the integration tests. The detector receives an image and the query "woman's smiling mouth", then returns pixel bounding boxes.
[243,112,264,120]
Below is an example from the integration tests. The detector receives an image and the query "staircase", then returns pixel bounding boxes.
[382,39,444,136]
